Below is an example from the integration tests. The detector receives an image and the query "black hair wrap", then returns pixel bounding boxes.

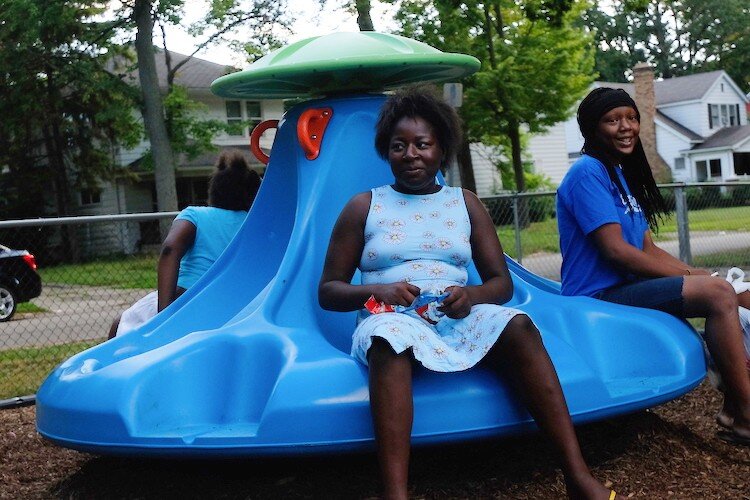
[577,87,640,143]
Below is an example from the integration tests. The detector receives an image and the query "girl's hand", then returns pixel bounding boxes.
[374,282,421,307]
[438,286,472,319]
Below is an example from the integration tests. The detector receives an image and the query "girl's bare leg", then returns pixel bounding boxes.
[368,338,413,500]
[489,315,611,499]
[683,277,750,438]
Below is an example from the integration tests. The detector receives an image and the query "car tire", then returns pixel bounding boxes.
[0,284,18,322]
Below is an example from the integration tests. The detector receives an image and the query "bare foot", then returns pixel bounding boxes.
[564,472,613,500]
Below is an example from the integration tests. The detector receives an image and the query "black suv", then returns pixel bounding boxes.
[0,244,42,321]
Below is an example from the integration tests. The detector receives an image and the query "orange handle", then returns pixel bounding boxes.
[297,108,333,160]
[249,120,279,165]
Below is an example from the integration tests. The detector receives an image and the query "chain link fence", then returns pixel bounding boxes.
[1,182,748,401]
[0,212,177,403]
[483,181,750,280]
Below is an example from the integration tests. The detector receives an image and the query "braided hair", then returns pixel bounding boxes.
[577,87,669,231]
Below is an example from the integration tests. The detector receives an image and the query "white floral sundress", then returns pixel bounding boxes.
[351,185,527,372]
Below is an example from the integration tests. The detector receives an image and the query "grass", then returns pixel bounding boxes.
[654,206,750,240]
[40,254,157,289]
[0,340,102,399]
[497,217,559,258]
[496,206,750,258]
[16,302,46,314]
[692,249,750,270]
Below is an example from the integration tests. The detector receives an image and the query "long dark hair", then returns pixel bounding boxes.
[208,149,261,211]
[374,84,462,169]
[577,87,669,231]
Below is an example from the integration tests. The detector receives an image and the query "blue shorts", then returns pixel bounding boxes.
[594,277,685,317]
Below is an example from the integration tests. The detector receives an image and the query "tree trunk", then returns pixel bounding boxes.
[134,0,178,233]
[355,0,375,31]
[44,73,81,262]
[508,121,525,192]
[456,139,477,193]
[508,121,529,227]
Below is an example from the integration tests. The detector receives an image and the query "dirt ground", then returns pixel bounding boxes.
[1,381,749,499]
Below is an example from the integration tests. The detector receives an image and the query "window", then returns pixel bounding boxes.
[709,104,741,129]
[226,101,243,136]
[225,100,262,137]
[695,159,721,180]
[246,101,262,128]
[674,157,685,170]
[709,159,722,177]
[734,153,750,176]
[729,105,738,127]
[709,104,720,128]
[696,160,707,181]
[80,189,101,205]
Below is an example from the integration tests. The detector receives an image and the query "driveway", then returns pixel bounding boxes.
[1,284,150,350]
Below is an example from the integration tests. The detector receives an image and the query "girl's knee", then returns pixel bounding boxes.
[686,277,738,315]
[502,315,541,346]
[367,337,408,366]
[707,278,739,313]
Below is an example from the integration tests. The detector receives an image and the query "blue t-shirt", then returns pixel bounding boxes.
[175,206,247,289]
[556,154,649,297]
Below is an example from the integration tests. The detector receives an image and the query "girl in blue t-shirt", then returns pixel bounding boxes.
[557,87,750,446]
[108,149,261,338]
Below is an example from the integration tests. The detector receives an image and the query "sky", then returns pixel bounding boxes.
[165,1,400,67]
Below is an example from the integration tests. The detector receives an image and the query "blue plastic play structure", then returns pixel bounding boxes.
[36,36,706,458]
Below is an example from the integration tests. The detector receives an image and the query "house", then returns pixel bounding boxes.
[75,50,284,254]
[526,65,750,185]
[85,49,283,217]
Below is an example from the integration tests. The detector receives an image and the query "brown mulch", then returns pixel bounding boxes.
[1,381,749,499]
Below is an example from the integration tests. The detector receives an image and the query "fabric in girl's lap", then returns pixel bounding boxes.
[352,303,527,372]
[352,185,529,372]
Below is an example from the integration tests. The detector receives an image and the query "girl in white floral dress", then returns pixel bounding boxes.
[318,85,614,500]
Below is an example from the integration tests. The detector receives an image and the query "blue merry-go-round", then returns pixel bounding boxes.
[35,32,705,457]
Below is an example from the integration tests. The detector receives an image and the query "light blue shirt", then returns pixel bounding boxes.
[175,206,247,289]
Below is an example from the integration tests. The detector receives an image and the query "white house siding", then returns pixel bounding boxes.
[655,121,693,182]
[659,102,707,138]
[527,123,571,185]
[737,136,750,154]
[470,143,504,197]
[564,117,584,157]
[71,181,153,256]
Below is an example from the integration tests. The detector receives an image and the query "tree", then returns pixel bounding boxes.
[581,0,750,89]
[395,1,594,193]
[0,0,141,261]
[115,0,292,221]
[354,0,375,31]
[0,0,141,220]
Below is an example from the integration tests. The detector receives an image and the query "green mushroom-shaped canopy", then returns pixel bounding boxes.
[211,32,480,99]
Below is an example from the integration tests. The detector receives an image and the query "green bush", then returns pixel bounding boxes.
[730,184,750,206]
[483,197,514,226]
[528,195,556,222]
